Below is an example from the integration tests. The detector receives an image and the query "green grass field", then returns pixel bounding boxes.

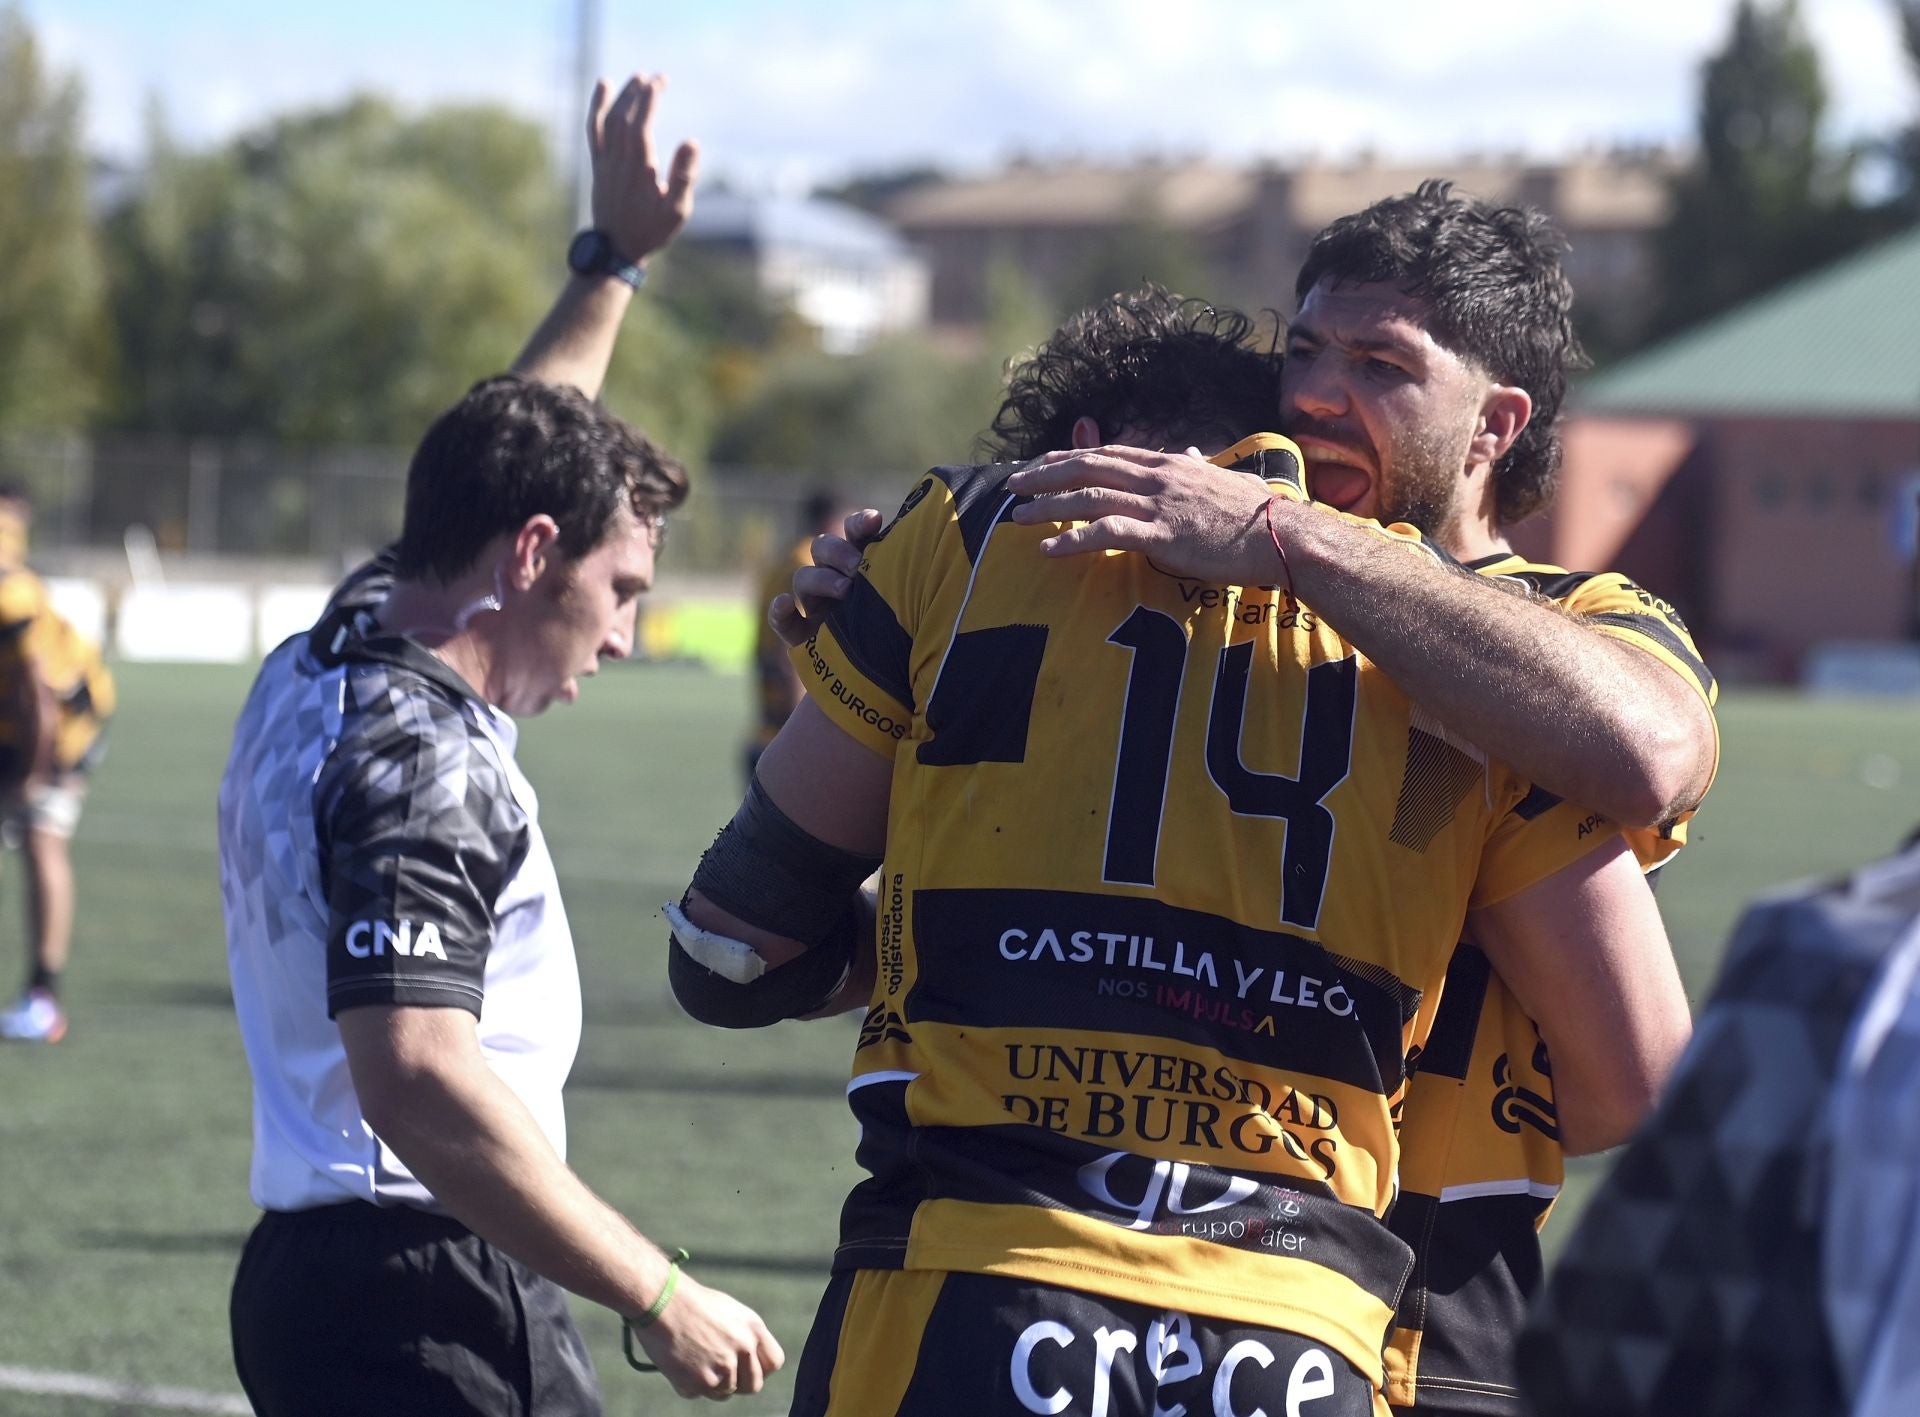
[0,663,1914,1415]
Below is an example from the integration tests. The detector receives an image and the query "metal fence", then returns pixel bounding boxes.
[0,432,903,582]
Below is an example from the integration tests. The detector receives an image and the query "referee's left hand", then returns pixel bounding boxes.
[633,1273,784,1400]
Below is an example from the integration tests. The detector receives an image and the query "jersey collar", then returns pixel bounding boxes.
[1463,550,1526,574]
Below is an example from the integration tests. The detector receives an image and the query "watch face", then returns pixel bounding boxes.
[567,229,642,287]
[568,230,606,275]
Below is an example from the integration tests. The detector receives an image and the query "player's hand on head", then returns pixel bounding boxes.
[1010,444,1177,495]
[587,72,700,265]
[1007,445,1279,585]
[635,1274,784,1401]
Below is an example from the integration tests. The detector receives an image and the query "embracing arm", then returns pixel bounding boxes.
[1465,836,1692,1155]
[1005,447,1714,828]
[511,73,699,398]
[1269,504,1713,827]
[339,1005,781,1397]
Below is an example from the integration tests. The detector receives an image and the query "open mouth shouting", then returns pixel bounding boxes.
[1292,435,1375,515]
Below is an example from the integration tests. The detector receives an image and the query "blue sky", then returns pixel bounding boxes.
[30,0,1919,188]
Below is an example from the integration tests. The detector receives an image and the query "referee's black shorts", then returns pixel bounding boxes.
[231,1202,599,1417]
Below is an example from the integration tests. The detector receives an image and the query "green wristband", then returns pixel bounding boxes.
[622,1248,690,1373]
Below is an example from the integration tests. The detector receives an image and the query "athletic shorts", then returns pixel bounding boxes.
[2,771,89,839]
[791,1268,1383,1417]
[231,1202,599,1417]
[0,730,103,840]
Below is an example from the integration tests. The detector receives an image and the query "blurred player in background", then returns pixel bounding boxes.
[671,267,1689,1409]
[0,484,115,1045]
[746,488,846,779]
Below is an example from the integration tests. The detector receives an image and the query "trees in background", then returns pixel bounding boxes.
[0,8,105,435]
[7,2,1919,464]
[1650,0,1885,341]
[710,336,1004,476]
[101,94,719,460]
[1050,221,1216,330]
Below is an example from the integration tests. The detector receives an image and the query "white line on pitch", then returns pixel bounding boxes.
[0,1365,250,1415]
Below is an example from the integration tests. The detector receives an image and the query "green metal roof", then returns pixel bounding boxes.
[1576,225,1920,420]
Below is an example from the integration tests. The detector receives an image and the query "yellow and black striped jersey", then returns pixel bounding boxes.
[1383,554,1717,1415]
[1468,554,1717,866]
[792,438,1623,1387]
[0,567,114,773]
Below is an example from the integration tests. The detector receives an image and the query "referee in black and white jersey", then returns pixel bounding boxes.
[217,74,781,1411]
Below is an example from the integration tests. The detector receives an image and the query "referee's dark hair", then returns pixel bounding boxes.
[394,375,689,584]
[979,285,1280,463]
[1296,180,1589,528]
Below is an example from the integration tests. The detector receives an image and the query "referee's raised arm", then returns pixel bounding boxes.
[513,72,698,398]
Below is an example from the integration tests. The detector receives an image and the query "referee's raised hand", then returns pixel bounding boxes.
[588,72,700,268]
[512,71,699,393]
[632,1271,785,1401]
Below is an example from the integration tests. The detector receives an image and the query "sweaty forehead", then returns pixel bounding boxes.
[1292,280,1442,360]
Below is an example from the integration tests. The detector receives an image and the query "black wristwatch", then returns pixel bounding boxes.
[567,229,646,289]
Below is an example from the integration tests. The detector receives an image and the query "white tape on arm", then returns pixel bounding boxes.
[663,900,769,984]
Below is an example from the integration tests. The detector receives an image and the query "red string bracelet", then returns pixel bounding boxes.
[1264,495,1295,600]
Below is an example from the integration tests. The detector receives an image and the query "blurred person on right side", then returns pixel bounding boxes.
[1518,826,1920,1417]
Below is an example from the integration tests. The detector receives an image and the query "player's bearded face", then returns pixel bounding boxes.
[1286,410,1464,532]
[1280,279,1483,538]
[1375,411,1475,532]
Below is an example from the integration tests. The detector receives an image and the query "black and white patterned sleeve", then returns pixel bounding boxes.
[1516,869,1908,1416]
[1822,886,1920,1411]
[315,677,528,1018]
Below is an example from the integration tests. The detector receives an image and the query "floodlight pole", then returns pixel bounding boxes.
[571,0,602,230]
